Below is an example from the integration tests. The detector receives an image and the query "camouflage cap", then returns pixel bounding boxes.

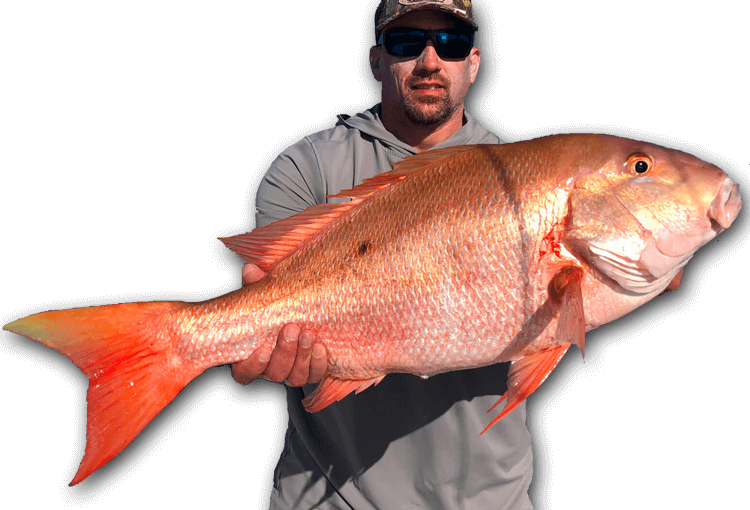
[375,0,478,39]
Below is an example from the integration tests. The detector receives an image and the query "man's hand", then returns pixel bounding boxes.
[231,263,327,386]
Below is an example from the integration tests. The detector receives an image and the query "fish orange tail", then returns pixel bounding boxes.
[3,301,204,485]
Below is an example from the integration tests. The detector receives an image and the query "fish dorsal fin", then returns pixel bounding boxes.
[376,144,478,176]
[219,145,478,271]
[219,200,370,272]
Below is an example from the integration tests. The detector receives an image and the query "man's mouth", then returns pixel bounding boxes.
[412,83,444,90]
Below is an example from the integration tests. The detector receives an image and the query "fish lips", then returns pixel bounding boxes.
[632,177,741,261]
[709,179,741,230]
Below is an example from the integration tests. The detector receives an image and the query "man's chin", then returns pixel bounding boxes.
[403,95,452,124]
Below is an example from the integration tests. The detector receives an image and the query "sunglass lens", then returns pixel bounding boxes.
[385,31,427,57]
[436,32,473,59]
[383,29,473,59]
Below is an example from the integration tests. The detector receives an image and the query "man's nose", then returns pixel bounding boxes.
[415,41,441,71]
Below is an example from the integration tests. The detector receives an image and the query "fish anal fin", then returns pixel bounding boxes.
[302,375,386,412]
[481,344,570,434]
[549,265,586,357]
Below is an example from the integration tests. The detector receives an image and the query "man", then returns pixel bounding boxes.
[233,2,533,508]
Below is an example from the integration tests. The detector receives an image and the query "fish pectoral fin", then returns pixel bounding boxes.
[549,265,586,358]
[302,374,386,412]
[479,265,584,434]
[481,344,570,434]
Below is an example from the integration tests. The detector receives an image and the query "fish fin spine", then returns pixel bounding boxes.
[4,302,204,485]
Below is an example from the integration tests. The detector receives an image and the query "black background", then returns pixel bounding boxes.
[0,1,750,509]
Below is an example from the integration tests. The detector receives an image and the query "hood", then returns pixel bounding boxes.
[336,104,499,155]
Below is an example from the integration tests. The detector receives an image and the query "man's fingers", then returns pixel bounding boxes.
[286,329,316,387]
[231,346,272,385]
[242,263,267,286]
[238,264,327,386]
[231,322,327,386]
[262,324,300,382]
[308,343,328,384]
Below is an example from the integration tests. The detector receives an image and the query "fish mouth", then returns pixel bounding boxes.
[649,177,741,259]
[708,179,741,231]
[632,177,741,291]
[581,177,741,294]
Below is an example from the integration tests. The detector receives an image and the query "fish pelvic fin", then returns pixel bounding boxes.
[481,344,570,435]
[302,374,386,413]
[3,302,203,485]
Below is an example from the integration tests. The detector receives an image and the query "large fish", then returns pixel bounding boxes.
[3,134,740,486]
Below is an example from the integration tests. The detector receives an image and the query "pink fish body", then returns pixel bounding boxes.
[4,134,740,485]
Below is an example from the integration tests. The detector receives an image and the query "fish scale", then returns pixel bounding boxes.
[3,134,740,484]
[176,147,535,376]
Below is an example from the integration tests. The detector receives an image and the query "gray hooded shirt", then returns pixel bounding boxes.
[256,105,533,510]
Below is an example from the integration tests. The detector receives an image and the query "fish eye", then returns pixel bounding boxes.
[626,153,653,175]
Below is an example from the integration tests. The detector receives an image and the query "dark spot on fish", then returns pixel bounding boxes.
[635,160,649,173]
[358,241,370,256]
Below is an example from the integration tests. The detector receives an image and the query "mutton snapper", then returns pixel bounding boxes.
[3,133,740,485]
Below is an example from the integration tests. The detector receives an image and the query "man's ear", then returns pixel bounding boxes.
[369,45,383,82]
[469,47,481,84]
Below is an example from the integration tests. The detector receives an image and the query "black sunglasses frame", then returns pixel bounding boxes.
[377,28,475,60]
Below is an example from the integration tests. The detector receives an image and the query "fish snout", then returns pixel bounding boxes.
[708,178,741,230]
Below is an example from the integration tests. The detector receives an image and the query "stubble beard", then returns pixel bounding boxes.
[403,90,456,126]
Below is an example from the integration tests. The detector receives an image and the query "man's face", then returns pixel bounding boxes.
[371,10,480,126]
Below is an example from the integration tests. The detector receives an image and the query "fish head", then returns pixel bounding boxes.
[564,137,741,294]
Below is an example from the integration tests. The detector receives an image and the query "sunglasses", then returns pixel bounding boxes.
[378,28,475,60]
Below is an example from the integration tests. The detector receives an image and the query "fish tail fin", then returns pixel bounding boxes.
[3,301,204,485]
